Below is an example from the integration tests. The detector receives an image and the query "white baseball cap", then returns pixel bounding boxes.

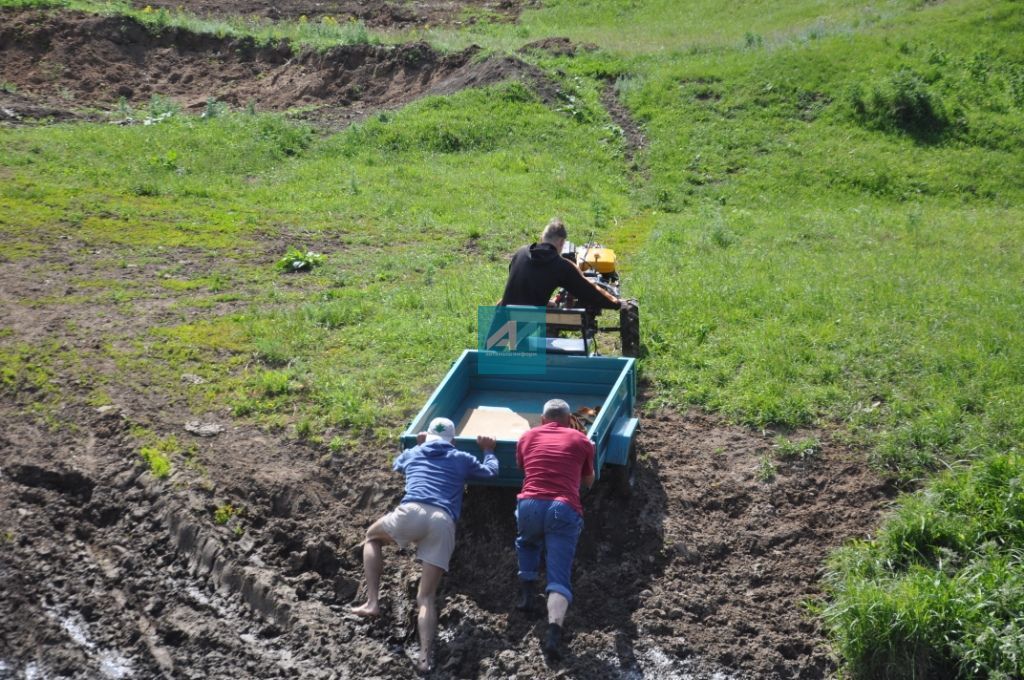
[424,417,455,443]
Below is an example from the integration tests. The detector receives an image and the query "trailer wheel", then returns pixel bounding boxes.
[607,440,638,500]
[620,300,640,358]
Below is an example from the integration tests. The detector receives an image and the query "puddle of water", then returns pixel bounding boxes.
[44,606,134,679]
[607,644,744,680]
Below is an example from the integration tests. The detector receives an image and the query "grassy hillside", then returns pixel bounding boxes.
[2,0,1023,676]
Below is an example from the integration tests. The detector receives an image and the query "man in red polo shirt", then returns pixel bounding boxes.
[514,398,596,662]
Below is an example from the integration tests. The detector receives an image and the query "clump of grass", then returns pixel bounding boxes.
[139,444,172,478]
[849,68,952,140]
[201,98,228,120]
[823,450,1024,678]
[774,435,820,460]
[756,453,777,482]
[213,503,239,525]
[276,247,325,273]
[255,369,301,397]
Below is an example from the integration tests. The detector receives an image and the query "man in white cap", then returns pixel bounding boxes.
[351,417,498,673]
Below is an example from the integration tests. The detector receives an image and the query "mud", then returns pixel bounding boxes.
[134,0,525,27]
[0,329,893,680]
[0,10,550,128]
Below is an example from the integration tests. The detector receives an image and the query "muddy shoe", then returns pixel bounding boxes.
[542,623,562,663]
[515,580,537,613]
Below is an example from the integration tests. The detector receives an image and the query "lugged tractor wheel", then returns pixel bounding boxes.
[620,300,640,358]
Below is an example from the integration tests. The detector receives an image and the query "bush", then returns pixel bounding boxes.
[850,69,951,139]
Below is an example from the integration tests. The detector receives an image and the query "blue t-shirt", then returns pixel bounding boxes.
[393,440,498,521]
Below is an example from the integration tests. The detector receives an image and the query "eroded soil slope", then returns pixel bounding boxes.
[135,0,524,27]
[0,10,545,127]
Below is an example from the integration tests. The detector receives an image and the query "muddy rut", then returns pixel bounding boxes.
[0,246,891,679]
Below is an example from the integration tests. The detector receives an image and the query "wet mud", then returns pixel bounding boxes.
[0,366,893,679]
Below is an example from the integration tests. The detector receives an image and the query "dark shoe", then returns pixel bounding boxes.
[542,623,562,662]
[515,580,537,613]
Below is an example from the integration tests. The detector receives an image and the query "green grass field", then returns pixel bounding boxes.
[2,0,1023,676]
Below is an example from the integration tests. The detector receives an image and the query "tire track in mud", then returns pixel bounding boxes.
[1,386,893,678]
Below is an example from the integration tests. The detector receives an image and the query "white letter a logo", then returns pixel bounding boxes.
[486,321,517,350]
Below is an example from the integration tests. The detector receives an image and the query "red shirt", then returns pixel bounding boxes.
[516,422,595,516]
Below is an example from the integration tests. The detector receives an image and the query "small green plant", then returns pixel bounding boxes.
[295,417,315,440]
[774,436,821,460]
[756,453,777,482]
[147,94,180,120]
[201,98,228,119]
[1,81,18,94]
[135,433,182,479]
[276,247,325,272]
[213,503,239,525]
[139,445,172,478]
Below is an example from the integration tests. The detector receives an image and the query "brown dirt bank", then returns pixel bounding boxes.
[0,9,549,128]
[134,0,524,28]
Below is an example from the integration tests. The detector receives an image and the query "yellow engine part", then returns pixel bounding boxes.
[579,246,617,274]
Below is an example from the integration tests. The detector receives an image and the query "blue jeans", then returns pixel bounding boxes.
[515,498,583,603]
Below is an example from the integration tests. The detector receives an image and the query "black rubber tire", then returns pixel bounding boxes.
[620,300,640,358]
[606,439,638,500]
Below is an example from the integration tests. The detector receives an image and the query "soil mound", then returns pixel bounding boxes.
[136,0,523,27]
[0,9,547,127]
[517,36,597,57]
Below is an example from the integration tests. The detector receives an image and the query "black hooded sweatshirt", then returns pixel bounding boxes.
[499,243,619,310]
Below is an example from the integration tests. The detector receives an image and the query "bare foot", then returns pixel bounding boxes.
[349,603,380,618]
[414,653,432,675]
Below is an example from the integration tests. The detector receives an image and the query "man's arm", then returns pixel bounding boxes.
[393,449,413,473]
[394,432,430,472]
[515,433,528,470]
[558,260,620,310]
[464,435,499,479]
[580,438,596,489]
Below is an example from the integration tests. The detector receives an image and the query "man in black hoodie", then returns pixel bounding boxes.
[499,218,623,311]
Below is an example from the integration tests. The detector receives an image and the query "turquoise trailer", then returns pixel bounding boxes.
[400,350,639,493]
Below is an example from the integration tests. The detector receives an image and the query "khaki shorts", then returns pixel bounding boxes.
[379,502,456,571]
